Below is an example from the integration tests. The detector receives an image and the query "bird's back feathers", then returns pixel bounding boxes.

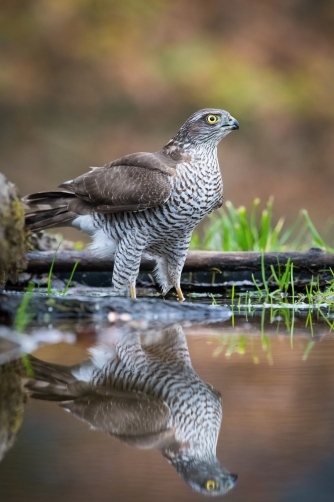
[23,151,177,231]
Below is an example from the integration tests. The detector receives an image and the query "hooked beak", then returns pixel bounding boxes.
[230,473,238,486]
[226,116,239,130]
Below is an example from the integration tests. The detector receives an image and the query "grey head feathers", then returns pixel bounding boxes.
[169,456,238,496]
[163,108,239,155]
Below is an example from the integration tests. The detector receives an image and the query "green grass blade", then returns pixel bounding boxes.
[261,252,269,294]
[14,282,35,332]
[259,209,270,251]
[61,260,80,295]
[302,209,334,252]
[250,198,260,248]
[47,242,62,294]
[270,217,285,250]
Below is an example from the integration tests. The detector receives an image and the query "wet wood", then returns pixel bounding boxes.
[0,294,231,323]
[25,247,334,274]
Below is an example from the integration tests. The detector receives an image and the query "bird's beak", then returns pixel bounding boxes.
[226,116,239,130]
[227,473,238,490]
[230,473,238,485]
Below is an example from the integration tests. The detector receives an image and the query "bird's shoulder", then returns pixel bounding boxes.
[104,150,178,176]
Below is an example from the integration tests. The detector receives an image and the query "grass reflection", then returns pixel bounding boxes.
[209,304,333,364]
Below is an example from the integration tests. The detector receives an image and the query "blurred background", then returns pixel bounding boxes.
[1,0,334,239]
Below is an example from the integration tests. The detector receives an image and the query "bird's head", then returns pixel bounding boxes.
[170,108,239,149]
[172,456,238,496]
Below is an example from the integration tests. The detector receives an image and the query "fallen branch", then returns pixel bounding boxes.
[25,248,334,274]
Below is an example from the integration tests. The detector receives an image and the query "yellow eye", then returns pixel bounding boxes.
[206,480,218,491]
[206,114,220,125]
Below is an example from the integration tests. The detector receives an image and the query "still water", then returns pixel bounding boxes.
[0,303,334,502]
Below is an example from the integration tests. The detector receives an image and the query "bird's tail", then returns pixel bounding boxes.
[24,355,86,402]
[22,190,77,231]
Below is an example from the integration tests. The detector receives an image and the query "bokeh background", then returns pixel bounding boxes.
[1,0,334,238]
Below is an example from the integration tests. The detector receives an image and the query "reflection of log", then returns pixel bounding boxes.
[25,248,334,274]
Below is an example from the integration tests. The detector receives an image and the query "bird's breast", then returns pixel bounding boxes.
[171,161,223,220]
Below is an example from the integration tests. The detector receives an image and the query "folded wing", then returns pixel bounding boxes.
[23,151,176,230]
[65,152,175,213]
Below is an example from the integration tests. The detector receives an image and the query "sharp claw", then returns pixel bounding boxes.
[176,287,185,302]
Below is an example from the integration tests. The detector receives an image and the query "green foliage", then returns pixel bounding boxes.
[47,242,79,295]
[61,260,80,295]
[47,242,61,295]
[14,282,34,333]
[191,198,334,252]
[301,210,334,253]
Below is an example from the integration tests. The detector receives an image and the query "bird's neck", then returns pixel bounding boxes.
[162,138,218,165]
[167,453,218,478]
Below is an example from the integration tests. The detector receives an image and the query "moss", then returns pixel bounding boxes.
[0,173,26,287]
[0,363,25,463]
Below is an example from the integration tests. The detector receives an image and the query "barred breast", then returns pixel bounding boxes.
[91,335,222,459]
[84,147,222,249]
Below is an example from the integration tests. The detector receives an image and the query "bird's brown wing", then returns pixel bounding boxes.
[61,386,172,441]
[61,151,177,214]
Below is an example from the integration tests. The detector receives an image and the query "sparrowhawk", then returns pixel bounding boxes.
[26,324,238,496]
[23,109,239,300]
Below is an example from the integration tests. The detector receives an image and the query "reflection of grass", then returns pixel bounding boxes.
[211,334,273,364]
[212,331,318,364]
[209,304,332,363]
[303,341,315,361]
[13,283,35,377]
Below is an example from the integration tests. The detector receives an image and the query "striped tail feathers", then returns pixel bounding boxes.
[23,189,74,231]
[23,187,92,231]
[24,355,92,402]
[27,355,77,385]
[22,189,74,210]
[25,380,93,402]
[25,209,76,231]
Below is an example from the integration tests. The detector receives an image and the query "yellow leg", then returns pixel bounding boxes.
[130,284,137,299]
[176,286,185,302]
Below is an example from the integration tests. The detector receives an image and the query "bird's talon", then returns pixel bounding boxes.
[176,287,185,302]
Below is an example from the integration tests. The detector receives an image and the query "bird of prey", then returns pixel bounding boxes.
[23,109,239,300]
[26,324,238,496]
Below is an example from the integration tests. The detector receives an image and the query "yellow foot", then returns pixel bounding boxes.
[130,284,137,299]
[176,287,185,302]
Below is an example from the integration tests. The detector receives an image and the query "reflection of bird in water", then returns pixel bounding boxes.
[0,362,26,463]
[26,324,237,496]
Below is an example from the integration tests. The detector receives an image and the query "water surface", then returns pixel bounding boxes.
[0,304,334,501]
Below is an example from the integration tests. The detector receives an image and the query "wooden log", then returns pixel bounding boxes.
[25,248,334,274]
